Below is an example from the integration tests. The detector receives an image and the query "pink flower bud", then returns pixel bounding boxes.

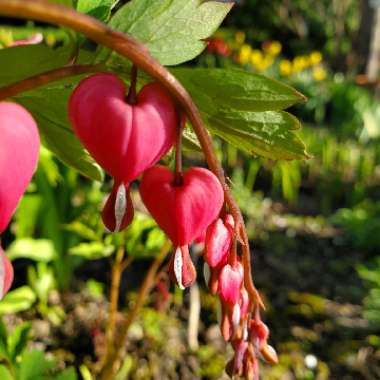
[168,245,196,289]
[204,216,233,268]
[139,166,224,246]
[219,262,243,306]
[0,102,40,233]
[68,73,177,183]
[101,182,134,232]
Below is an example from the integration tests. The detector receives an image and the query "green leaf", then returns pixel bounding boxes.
[18,350,55,380]
[7,322,31,361]
[63,221,99,241]
[0,365,12,380]
[0,286,36,315]
[100,0,233,65]
[174,68,306,112]
[69,242,115,259]
[13,195,42,239]
[15,84,103,182]
[173,68,308,160]
[0,45,71,87]
[54,367,77,380]
[207,110,307,160]
[77,0,113,21]
[7,239,57,262]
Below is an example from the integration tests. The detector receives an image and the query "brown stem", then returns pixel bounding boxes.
[0,64,102,99]
[126,64,137,105]
[105,246,125,357]
[99,240,171,380]
[0,0,262,309]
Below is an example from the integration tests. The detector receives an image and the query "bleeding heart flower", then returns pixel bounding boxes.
[168,245,196,289]
[68,73,177,183]
[101,181,134,232]
[219,262,243,305]
[0,102,40,233]
[205,214,233,268]
[0,246,13,300]
[139,165,224,246]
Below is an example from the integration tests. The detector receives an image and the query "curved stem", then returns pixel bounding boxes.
[0,0,261,307]
[0,64,102,99]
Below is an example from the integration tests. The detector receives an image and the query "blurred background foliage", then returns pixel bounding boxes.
[1,0,380,379]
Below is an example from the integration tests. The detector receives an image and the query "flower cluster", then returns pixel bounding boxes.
[68,72,276,378]
[205,31,327,82]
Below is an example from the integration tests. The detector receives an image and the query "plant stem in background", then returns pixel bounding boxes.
[99,240,171,380]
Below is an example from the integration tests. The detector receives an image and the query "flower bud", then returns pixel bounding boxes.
[0,246,13,300]
[101,182,134,232]
[169,245,196,289]
[205,215,233,268]
[219,262,243,306]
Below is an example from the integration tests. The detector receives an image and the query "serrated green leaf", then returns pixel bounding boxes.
[7,239,57,262]
[15,84,103,182]
[69,242,115,259]
[208,110,308,160]
[99,0,233,65]
[172,68,308,160]
[0,286,36,315]
[174,67,306,111]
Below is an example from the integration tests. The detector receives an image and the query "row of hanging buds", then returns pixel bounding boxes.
[68,67,278,379]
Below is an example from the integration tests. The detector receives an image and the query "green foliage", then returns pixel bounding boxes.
[0,287,36,315]
[99,0,233,65]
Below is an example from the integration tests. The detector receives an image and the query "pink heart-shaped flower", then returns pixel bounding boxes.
[139,165,224,246]
[219,262,243,305]
[0,102,40,233]
[0,246,13,299]
[68,73,177,182]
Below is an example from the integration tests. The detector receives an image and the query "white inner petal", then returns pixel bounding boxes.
[174,247,185,290]
[232,303,241,330]
[114,183,127,232]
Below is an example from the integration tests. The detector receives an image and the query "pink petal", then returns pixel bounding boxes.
[219,262,243,305]
[0,102,40,233]
[139,166,224,246]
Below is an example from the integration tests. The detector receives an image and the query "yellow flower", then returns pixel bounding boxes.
[239,44,252,64]
[250,49,263,66]
[312,66,327,81]
[235,31,246,45]
[310,51,323,65]
[266,41,282,56]
[255,56,273,72]
[279,59,292,76]
[292,56,309,72]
